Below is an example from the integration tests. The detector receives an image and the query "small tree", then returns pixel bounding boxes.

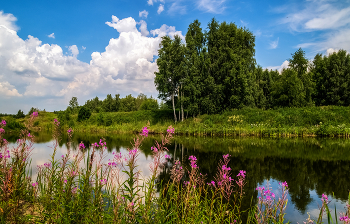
[77,106,91,122]
[69,97,79,113]
[15,110,25,119]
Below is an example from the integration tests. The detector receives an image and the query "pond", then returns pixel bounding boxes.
[3,131,350,223]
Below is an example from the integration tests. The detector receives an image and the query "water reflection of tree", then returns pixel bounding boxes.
[161,141,350,214]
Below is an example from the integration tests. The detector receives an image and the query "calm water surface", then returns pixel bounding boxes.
[4,131,350,223]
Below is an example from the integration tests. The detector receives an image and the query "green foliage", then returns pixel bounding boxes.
[77,106,91,122]
[139,98,158,110]
[15,109,25,119]
[69,96,79,113]
[27,107,39,116]
[119,94,137,112]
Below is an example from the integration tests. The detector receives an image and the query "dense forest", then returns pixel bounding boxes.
[154,18,350,122]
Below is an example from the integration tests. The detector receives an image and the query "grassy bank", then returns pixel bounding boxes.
[3,106,350,136]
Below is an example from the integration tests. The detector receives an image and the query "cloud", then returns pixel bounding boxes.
[269,37,279,49]
[147,0,164,6]
[326,48,338,55]
[0,11,19,31]
[82,46,86,50]
[69,45,79,57]
[240,20,248,27]
[266,60,289,73]
[276,0,350,54]
[48,33,55,39]
[139,10,149,18]
[168,2,187,15]
[197,0,226,14]
[150,24,185,40]
[0,12,184,113]
[138,20,149,36]
[0,81,22,97]
[255,30,262,37]
[157,4,164,14]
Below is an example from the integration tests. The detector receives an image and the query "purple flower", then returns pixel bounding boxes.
[32,182,38,187]
[140,126,148,137]
[189,155,198,168]
[151,146,158,152]
[79,142,85,150]
[237,170,246,178]
[100,179,107,185]
[0,128,4,134]
[1,120,6,126]
[32,111,38,117]
[321,194,328,203]
[280,181,288,188]
[67,128,73,133]
[167,126,175,134]
[164,154,171,159]
[129,149,138,156]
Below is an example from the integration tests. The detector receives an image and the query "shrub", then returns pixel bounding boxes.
[77,106,91,122]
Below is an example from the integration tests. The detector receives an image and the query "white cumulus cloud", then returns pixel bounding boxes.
[69,45,79,57]
[139,10,149,18]
[157,4,164,14]
[266,60,289,73]
[48,33,55,38]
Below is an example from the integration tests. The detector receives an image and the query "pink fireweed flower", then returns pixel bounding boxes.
[280,181,288,188]
[237,170,246,178]
[164,154,171,159]
[140,126,148,137]
[67,128,72,133]
[189,155,198,168]
[32,182,38,187]
[129,149,138,156]
[1,120,6,126]
[223,174,227,179]
[222,165,231,171]
[321,194,328,203]
[167,126,175,134]
[339,216,350,223]
[151,146,158,152]
[0,128,4,134]
[79,142,85,150]
[44,162,51,168]
[100,179,107,185]
[32,111,38,117]
[223,154,230,159]
[64,179,67,184]
[28,133,32,138]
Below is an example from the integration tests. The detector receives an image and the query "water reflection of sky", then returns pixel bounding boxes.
[5,133,350,223]
[257,179,347,223]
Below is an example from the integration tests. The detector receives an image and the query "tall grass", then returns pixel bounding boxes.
[0,114,349,223]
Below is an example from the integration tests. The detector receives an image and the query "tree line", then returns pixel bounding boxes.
[154,18,350,122]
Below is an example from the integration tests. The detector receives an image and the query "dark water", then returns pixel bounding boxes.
[4,131,350,223]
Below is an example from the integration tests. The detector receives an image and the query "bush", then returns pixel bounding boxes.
[77,106,91,122]
[15,110,25,119]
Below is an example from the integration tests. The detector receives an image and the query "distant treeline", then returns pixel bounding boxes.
[155,18,350,122]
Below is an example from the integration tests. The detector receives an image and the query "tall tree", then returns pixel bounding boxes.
[288,48,314,106]
[69,97,79,113]
[154,35,185,122]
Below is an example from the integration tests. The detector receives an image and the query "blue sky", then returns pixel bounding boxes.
[0,0,349,113]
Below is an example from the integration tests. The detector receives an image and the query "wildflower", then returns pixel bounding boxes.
[0,128,4,134]
[32,182,38,187]
[222,165,231,171]
[32,111,38,117]
[28,133,32,137]
[64,179,67,184]
[321,194,328,203]
[100,179,107,185]
[339,216,350,222]
[1,120,6,126]
[72,187,77,194]
[164,154,171,159]
[129,149,138,156]
[151,146,158,152]
[280,181,288,188]
[223,154,230,159]
[67,128,72,133]
[79,142,85,150]
[140,126,148,137]
[44,162,51,168]
[237,170,246,178]
[167,126,175,134]
[189,155,198,168]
